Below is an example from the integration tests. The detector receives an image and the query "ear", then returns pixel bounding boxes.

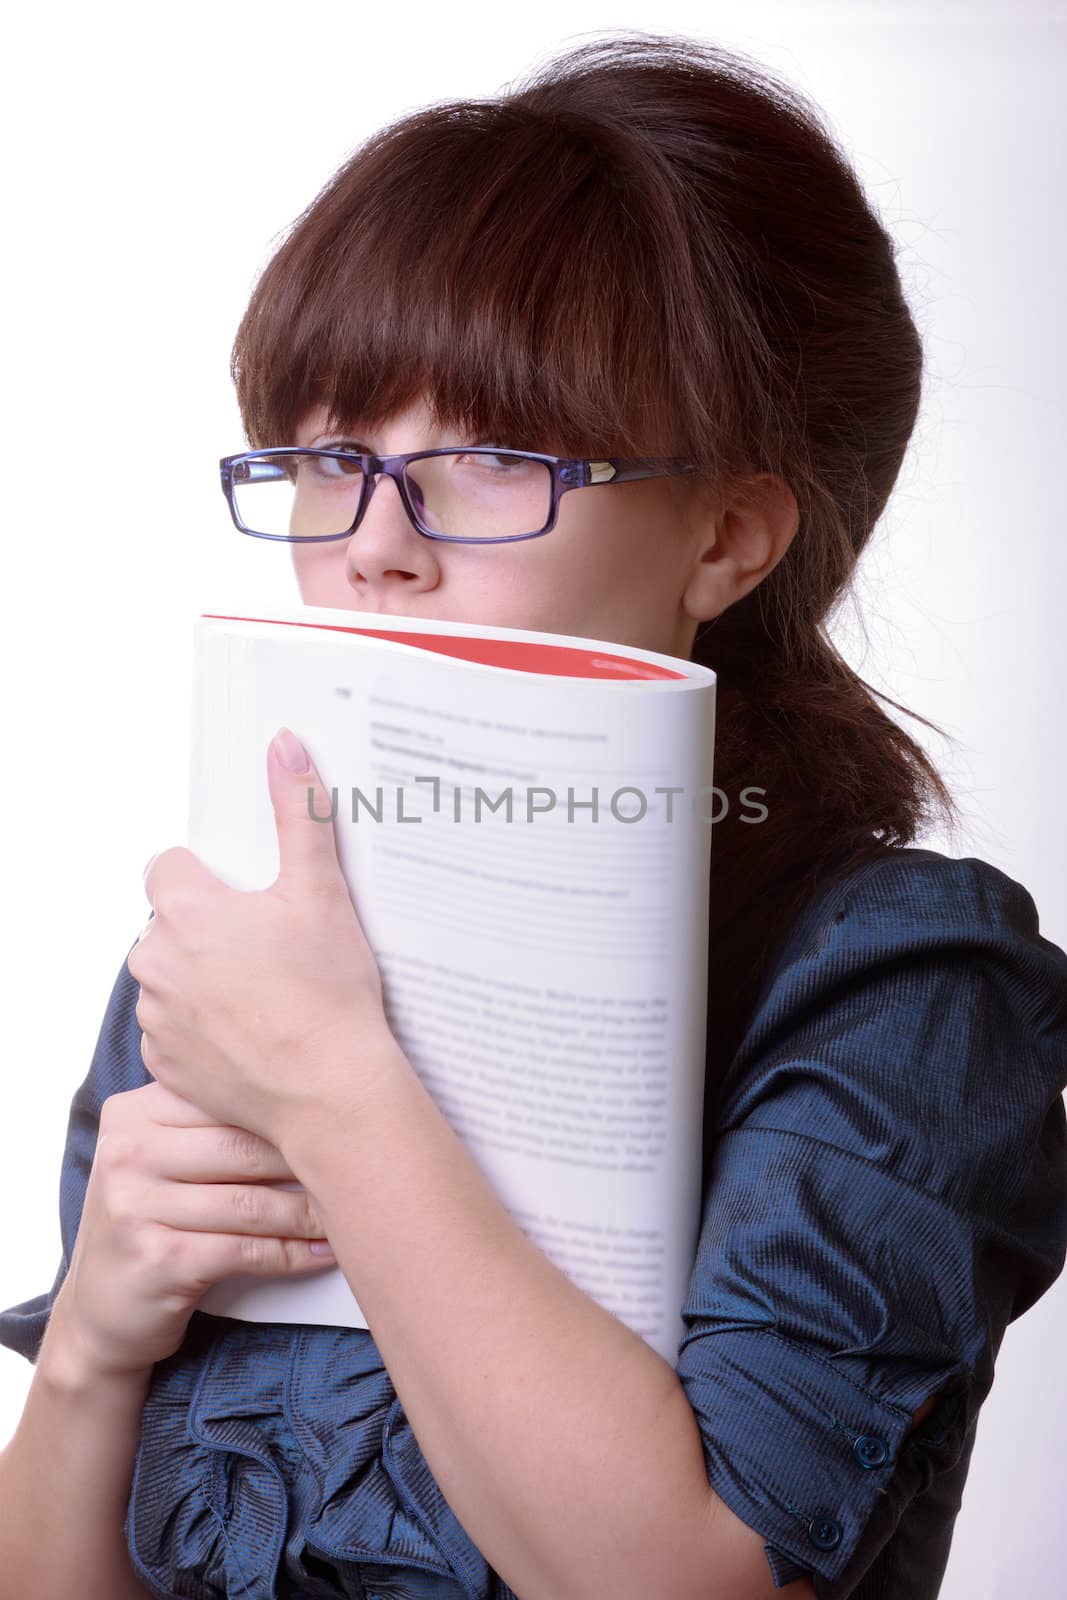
[681,473,800,625]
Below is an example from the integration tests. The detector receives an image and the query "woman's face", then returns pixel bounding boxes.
[287,396,771,660]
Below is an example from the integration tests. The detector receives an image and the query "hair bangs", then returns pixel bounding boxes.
[233,100,715,466]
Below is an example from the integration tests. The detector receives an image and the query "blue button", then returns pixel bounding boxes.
[854,1434,889,1468]
[807,1516,843,1551]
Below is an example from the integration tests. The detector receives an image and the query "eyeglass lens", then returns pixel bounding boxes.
[231,451,554,541]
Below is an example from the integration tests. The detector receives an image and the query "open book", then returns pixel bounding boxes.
[188,603,716,1366]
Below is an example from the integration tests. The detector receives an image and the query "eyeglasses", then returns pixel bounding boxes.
[219,446,699,545]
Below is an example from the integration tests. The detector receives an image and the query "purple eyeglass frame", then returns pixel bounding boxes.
[219,446,700,544]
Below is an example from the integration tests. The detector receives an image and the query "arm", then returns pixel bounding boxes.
[0,1286,157,1600]
[287,1040,934,1600]
[0,952,159,1599]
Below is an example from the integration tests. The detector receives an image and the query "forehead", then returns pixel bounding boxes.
[293,398,509,448]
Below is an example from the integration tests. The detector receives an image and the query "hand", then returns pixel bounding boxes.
[48,1081,336,1382]
[127,726,396,1149]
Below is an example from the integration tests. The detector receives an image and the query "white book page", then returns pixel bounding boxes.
[190,619,715,1365]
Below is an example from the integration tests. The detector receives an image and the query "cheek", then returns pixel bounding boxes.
[506,548,599,612]
[291,542,346,599]
[555,499,664,592]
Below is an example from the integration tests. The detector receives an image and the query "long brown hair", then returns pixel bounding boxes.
[232,31,962,1093]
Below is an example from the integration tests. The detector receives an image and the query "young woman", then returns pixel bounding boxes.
[2,32,1065,1600]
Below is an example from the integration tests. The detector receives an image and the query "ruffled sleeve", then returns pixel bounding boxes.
[675,849,1067,1597]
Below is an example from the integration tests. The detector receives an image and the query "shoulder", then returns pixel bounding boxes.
[741,846,1067,1056]
[780,844,1060,956]
[715,845,1067,1228]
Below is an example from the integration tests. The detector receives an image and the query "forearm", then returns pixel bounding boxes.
[287,1043,717,1600]
[0,1288,156,1600]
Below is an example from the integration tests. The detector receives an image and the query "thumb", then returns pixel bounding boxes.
[267,727,342,893]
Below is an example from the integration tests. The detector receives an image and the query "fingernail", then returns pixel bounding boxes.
[273,727,309,774]
[309,1240,334,1255]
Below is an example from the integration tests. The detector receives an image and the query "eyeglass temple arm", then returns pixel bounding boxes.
[229,459,292,484]
[599,460,699,484]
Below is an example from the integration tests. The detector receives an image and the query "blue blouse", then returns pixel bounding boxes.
[2,847,1066,1599]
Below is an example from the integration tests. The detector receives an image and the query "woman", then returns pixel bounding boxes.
[2,31,1065,1600]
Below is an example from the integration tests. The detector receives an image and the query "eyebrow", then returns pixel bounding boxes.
[309,429,511,452]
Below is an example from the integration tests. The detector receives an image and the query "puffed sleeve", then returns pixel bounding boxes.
[675,849,1067,1598]
[0,943,149,1364]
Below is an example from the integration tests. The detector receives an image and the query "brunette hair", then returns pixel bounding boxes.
[232,31,963,1115]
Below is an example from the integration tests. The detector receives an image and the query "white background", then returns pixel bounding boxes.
[0,5,1063,1597]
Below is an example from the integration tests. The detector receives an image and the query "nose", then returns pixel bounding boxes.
[343,466,439,594]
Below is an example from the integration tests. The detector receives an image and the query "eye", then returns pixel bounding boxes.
[318,437,366,453]
[455,450,527,470]
[307,444,364,480]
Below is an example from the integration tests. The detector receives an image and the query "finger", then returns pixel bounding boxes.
[156,1179,325,1239]
[143,1122,297,1181]
[267,726,344,895]
[198,1234,336,1278]
[118,1080,259,1130]
[143,845,226,915]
